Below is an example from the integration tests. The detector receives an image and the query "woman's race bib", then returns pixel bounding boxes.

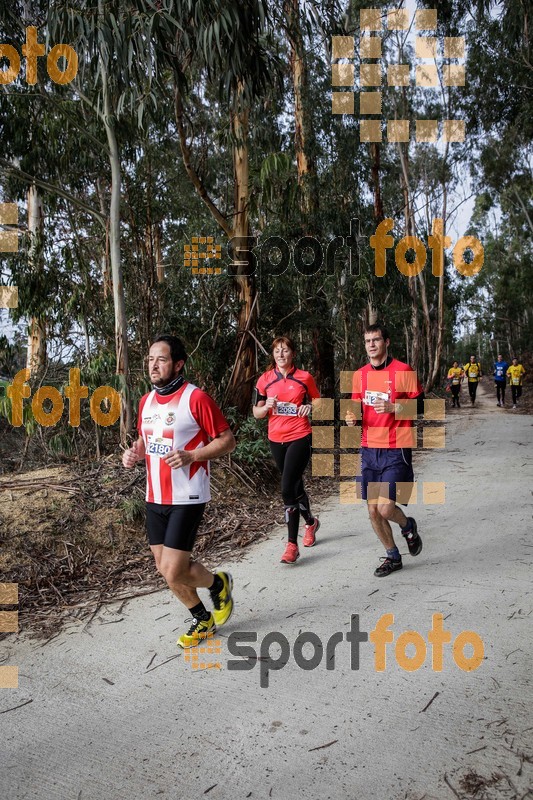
[512,378,520,385]
[274,402,298,416]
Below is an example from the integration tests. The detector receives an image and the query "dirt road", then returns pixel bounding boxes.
[2,383,532,800]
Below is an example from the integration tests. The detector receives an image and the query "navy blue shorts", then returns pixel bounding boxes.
[359,447,414,504]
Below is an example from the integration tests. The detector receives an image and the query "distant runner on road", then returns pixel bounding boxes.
[463,356,483,406]
[507,358,526,409]
[122,335,235,648]
[493,354,509,407]
[253,336,321,564]
[447,360,464,408]
[347,323,424,578]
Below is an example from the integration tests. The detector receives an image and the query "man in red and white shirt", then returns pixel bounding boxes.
[347,324,424,578]
[122,335,235,647]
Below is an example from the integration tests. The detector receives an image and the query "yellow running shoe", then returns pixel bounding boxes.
[176,614,216,649]
[210,572,234,627]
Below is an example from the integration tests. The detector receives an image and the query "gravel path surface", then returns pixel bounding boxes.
[2,384,532,800]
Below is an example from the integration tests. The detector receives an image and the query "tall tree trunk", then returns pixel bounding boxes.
[154,224,164,284]
[226,86,258,413]
[513,187,533,235]
[82,315,90,359]
[371,143,384,222]
[428,181,448,391]
[398,144,420,372]
[310,290,335,396]
[96,177,111,298]
[418,269,433,385]
[285,0,318,216]
[404,320,410,363]
[285,0,335,394]
[174,81,257,412]
[366,294,378,326]
[100,0,131,443]
[26,183,46,373]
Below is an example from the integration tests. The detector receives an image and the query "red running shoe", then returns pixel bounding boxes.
[303,517,320,547]
[280,542,300,564]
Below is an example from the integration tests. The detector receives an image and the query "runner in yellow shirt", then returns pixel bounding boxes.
[447,361,464,408]
[506,358,526,409]
[463,356,483,406]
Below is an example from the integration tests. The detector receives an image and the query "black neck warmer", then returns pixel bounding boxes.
[153,374,185,396]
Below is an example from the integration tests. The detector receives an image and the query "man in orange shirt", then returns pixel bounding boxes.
[347,324,424,577]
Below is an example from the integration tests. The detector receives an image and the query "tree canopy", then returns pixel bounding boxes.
[1,0,531,452]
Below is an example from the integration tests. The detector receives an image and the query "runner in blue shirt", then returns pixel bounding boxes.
[493,354,509,407]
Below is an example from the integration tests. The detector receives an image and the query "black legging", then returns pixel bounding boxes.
[495,381,506,403]
[451,384,460,405]
[270,434,314,543]
[511,385,522,404]
[468,382,478,403]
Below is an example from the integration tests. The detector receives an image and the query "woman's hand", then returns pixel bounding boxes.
[265,395,278,411]
[297,403,312,417]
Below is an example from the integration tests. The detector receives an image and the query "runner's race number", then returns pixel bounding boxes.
[274,402,298,416]
[364,390,389,406]
[146,435,173,457]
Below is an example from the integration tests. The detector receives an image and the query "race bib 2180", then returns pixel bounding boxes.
[146,435,173,457]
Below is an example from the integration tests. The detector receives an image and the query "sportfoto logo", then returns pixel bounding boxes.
[3,369,121,428]
[332,8,466,143]
[226,614,484,687]
[0,26,78,85]
[188,218,483,281]
[184,236,222,275]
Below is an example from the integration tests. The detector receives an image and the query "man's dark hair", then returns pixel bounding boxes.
[364,322,389,341]
[153,335,188,370]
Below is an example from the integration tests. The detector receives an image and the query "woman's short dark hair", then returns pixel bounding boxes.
[153,335,188,369]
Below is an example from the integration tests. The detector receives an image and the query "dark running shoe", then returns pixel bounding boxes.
[374,556,403,577]
[402,517,423,556]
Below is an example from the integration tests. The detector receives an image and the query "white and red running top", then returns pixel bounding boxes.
[137,382,230,505]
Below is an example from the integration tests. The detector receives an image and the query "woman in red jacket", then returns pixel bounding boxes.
[253,336,321,564]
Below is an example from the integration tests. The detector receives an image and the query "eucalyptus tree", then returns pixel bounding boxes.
[139,0,284,412]
[46,0,179,439]
[459,0,533,356]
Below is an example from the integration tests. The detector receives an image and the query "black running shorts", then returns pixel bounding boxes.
[145,502,206,551]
